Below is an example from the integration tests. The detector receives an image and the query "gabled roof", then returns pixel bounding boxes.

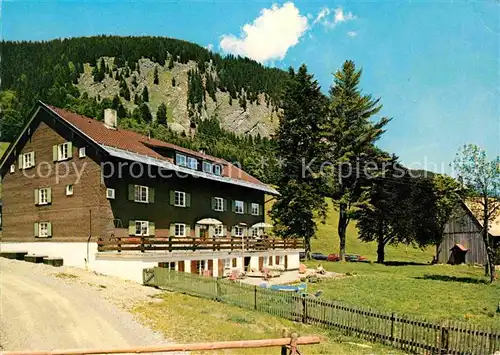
[1,102,278,195]
[463,199,500,237]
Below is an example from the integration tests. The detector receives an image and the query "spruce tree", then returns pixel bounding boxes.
[141,86,149,102]
[172,77,176,87]
[139,103,153,122]
[270,65,327,259]
[153,67,159,85]
[168,56,174,70]
[157,103,168,125]
[325,60,390,261]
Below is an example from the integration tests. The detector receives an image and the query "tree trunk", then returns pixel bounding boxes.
[482,205,496,283]
[377,238,385,264]
[338,203,348,261]
[433,243,442,265]
[304,236,311,260]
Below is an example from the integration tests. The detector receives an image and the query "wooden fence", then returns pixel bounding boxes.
[98,236,303,253]
[145,268,500,355]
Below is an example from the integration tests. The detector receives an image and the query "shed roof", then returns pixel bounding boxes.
[464,199,500,237]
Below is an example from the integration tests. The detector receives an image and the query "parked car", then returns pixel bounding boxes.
[311,253,328,260]
[327,253,341,262]
[299,252,306,260]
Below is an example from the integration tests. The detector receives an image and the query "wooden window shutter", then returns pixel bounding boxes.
[31,152,35,166]
[34,223,39,237]
[169,191,175,205]
[47,223,52,237]
[47,188,52,203]
[53,145,58,162]
[191,260,197,274]
[231,226,236,236]
[34,189,39,205]
[259,204,263,216]
[211,197,216,210]
[18,155,23,169]
[185,225,191,237]
[148,187,155,203]
[128,184,135,201]
[149,221,155,236]
[169,223,175,236]
[195,225,201,238]
[178,260,185,272]
[231,200,236,212]
[128,220,135,235]
[223,225,228,237]
[232,258,237,267]
[186,193,191,207]
[223,198,228,211]
[67,142,73,157]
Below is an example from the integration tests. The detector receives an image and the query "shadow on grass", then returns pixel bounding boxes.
[383,261,429,266]
[415,274,489,284]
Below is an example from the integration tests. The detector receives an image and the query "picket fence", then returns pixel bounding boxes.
[144,267,500,355]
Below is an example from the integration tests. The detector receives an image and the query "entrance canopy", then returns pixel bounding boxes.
[196,218,222,225]
[251,222,273,229]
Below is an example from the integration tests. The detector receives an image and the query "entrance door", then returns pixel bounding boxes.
[208,259,213,275]
[258,257,264,271]
[191,260,198,274]
[218,259,224,276]
[284,255,288,270]
[244,257,251,272]
[178,261,185,272]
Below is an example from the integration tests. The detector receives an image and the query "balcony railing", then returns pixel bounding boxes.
[97,236,304,253]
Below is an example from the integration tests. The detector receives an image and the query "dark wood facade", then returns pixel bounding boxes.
[0,104,267,243]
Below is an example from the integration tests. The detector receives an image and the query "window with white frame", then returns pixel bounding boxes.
[213,164,222,176]
[39,188,49,205]
[66,184,74,196]
[223,258,231,270]
[174,191,186,207]
[175,223,186,237]
[187,157,198,170]
[79,147,86,158]
[214,225,224,237]
[58,143,70,161]
[106,188,115,199]
[22,152,35,169]
[176,153,187,167]
[251,203,260,216]
[134,185,148,203]
[251,228,258,237]
[234,200,244,214]
[234,226,244,237]
[39,222,49,238]
[214,197,224,211]
[135,220,149,236]
[10,164,15,173]
[203,161,213,173]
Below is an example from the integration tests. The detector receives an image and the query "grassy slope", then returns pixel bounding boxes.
[304,262,500,328]
[134,292,405,355]
[266,196,434,263]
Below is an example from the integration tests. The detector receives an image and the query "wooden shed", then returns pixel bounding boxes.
[439,200,499,265]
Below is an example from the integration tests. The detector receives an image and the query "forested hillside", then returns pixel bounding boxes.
[0,36,289,183]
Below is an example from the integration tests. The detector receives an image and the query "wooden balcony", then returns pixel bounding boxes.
[97,236,304,253]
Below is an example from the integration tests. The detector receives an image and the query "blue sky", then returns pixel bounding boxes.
[2,0,499,172]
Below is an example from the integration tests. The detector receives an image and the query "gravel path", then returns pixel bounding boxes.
[0,258,180,353]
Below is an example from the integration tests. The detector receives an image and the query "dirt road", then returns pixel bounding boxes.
[0,258,174,352]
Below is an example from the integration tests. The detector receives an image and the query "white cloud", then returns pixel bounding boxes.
[314,6,356,28]
[206,44,214,51]
[347,31,358,37]
[219,2,308,63]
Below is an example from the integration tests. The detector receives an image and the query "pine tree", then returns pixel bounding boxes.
[139,103,153,122]
[141,86,149,102]
[172,77,176,87]
[156,102,168,125]
[270,65,327,259]
[168,56,174,70]
[325,60,391,261]
[153,66,159,85]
